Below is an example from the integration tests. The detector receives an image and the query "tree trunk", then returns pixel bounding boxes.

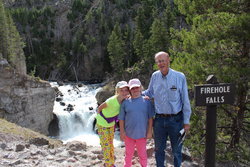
[230,39,249,147]
[230,84,247,147]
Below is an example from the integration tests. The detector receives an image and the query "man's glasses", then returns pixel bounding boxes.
[155,59,167,64]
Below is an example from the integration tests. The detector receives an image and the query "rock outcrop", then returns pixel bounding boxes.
[0,60,55,135]
[95,81,115,105]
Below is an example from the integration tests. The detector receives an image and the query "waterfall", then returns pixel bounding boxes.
[50,82,122,147]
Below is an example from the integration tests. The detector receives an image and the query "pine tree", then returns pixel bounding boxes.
[149,18,168,52]
[134,7,148,38]
[133,29,144,60]
[0,0,8,58]
[6,12,26,74]
[107,23,126,75]
[123,24,134,67]
[0,0,26,74]
[145,17,169,66]
[172,0,250,163]
[133,7,147,64]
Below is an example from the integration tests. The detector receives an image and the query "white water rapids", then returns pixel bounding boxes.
[50,82,122,147]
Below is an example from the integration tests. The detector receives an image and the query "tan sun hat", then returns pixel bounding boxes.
[115,81,128,89]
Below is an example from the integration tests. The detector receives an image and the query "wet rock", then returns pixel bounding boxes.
[66,141,87,151]
[30,150,40,156]
[11,160,22,166]
[39,150,49,157]
[146,147,154,158]
[59,150,70,157]
[47,155,54,160]
[4,152,17,159]
[49,149,56,155]
[0,143,7,150]
[29,137,49,146]
[56,147,64,153]
[91,155,97,160]
[97,154,103,160]
[0,160,11,166]
[60,101,66,106]
[48,114,59,137]
[67,157,76,163]
[53,87,60,94]
[66,107,74,112]
[18,151,30,159]
[66,104,74,112]
[78,83,84,87]
[6,147,14,151]
[92,150,102,154]
[15,144,25,152]
[80,154,88,159]
[74,113,83,123]
[56,158,66,163]
[57,81,64,86]
[68,150,76,156]
[67,104,73,108]
[56,97,63,102]
[25,144,30,148]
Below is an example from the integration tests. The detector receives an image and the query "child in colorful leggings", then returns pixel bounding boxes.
[96,81,129,167]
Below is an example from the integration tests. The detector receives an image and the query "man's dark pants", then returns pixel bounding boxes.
[153,112,183,167]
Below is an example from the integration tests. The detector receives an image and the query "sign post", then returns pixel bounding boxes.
[194,75,235,167]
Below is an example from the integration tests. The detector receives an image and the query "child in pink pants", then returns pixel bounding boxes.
[118,78,155,167]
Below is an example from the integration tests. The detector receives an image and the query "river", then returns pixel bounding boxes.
[50,82,122,147]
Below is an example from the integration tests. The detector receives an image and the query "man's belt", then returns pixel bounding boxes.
[156,111,182,117]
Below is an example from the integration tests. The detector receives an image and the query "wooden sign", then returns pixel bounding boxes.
[195,83,235,106]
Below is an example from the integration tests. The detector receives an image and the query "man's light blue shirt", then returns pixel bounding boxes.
[143,68,192,124]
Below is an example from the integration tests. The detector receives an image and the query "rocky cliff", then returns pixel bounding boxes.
[0,59,55,135]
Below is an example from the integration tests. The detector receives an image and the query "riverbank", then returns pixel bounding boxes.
[0,118,200,167]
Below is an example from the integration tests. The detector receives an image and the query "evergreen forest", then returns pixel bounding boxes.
[0,0,249,165]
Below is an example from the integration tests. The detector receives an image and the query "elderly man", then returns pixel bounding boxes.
[143,51,192,167]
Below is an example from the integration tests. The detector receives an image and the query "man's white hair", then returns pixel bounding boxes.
[154,51,169,58]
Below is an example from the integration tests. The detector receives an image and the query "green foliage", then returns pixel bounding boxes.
[107,23,126,75]
[133,29,144,60]
[0,1,8,57]
[148,18,168,54]
[67,0,91,22]
[0,0,25,73]
[78,43,87,54]
[172,0,250,164]
[172,12,250,84]
[5,0,179,79]
[123,24,135,67]
[29,65,36,77]
[184,108,206,158]
[8,4,70,78]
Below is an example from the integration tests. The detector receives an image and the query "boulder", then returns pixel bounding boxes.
[95,82,115,105]
[29,137,49,146]
[0,63,55,135]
